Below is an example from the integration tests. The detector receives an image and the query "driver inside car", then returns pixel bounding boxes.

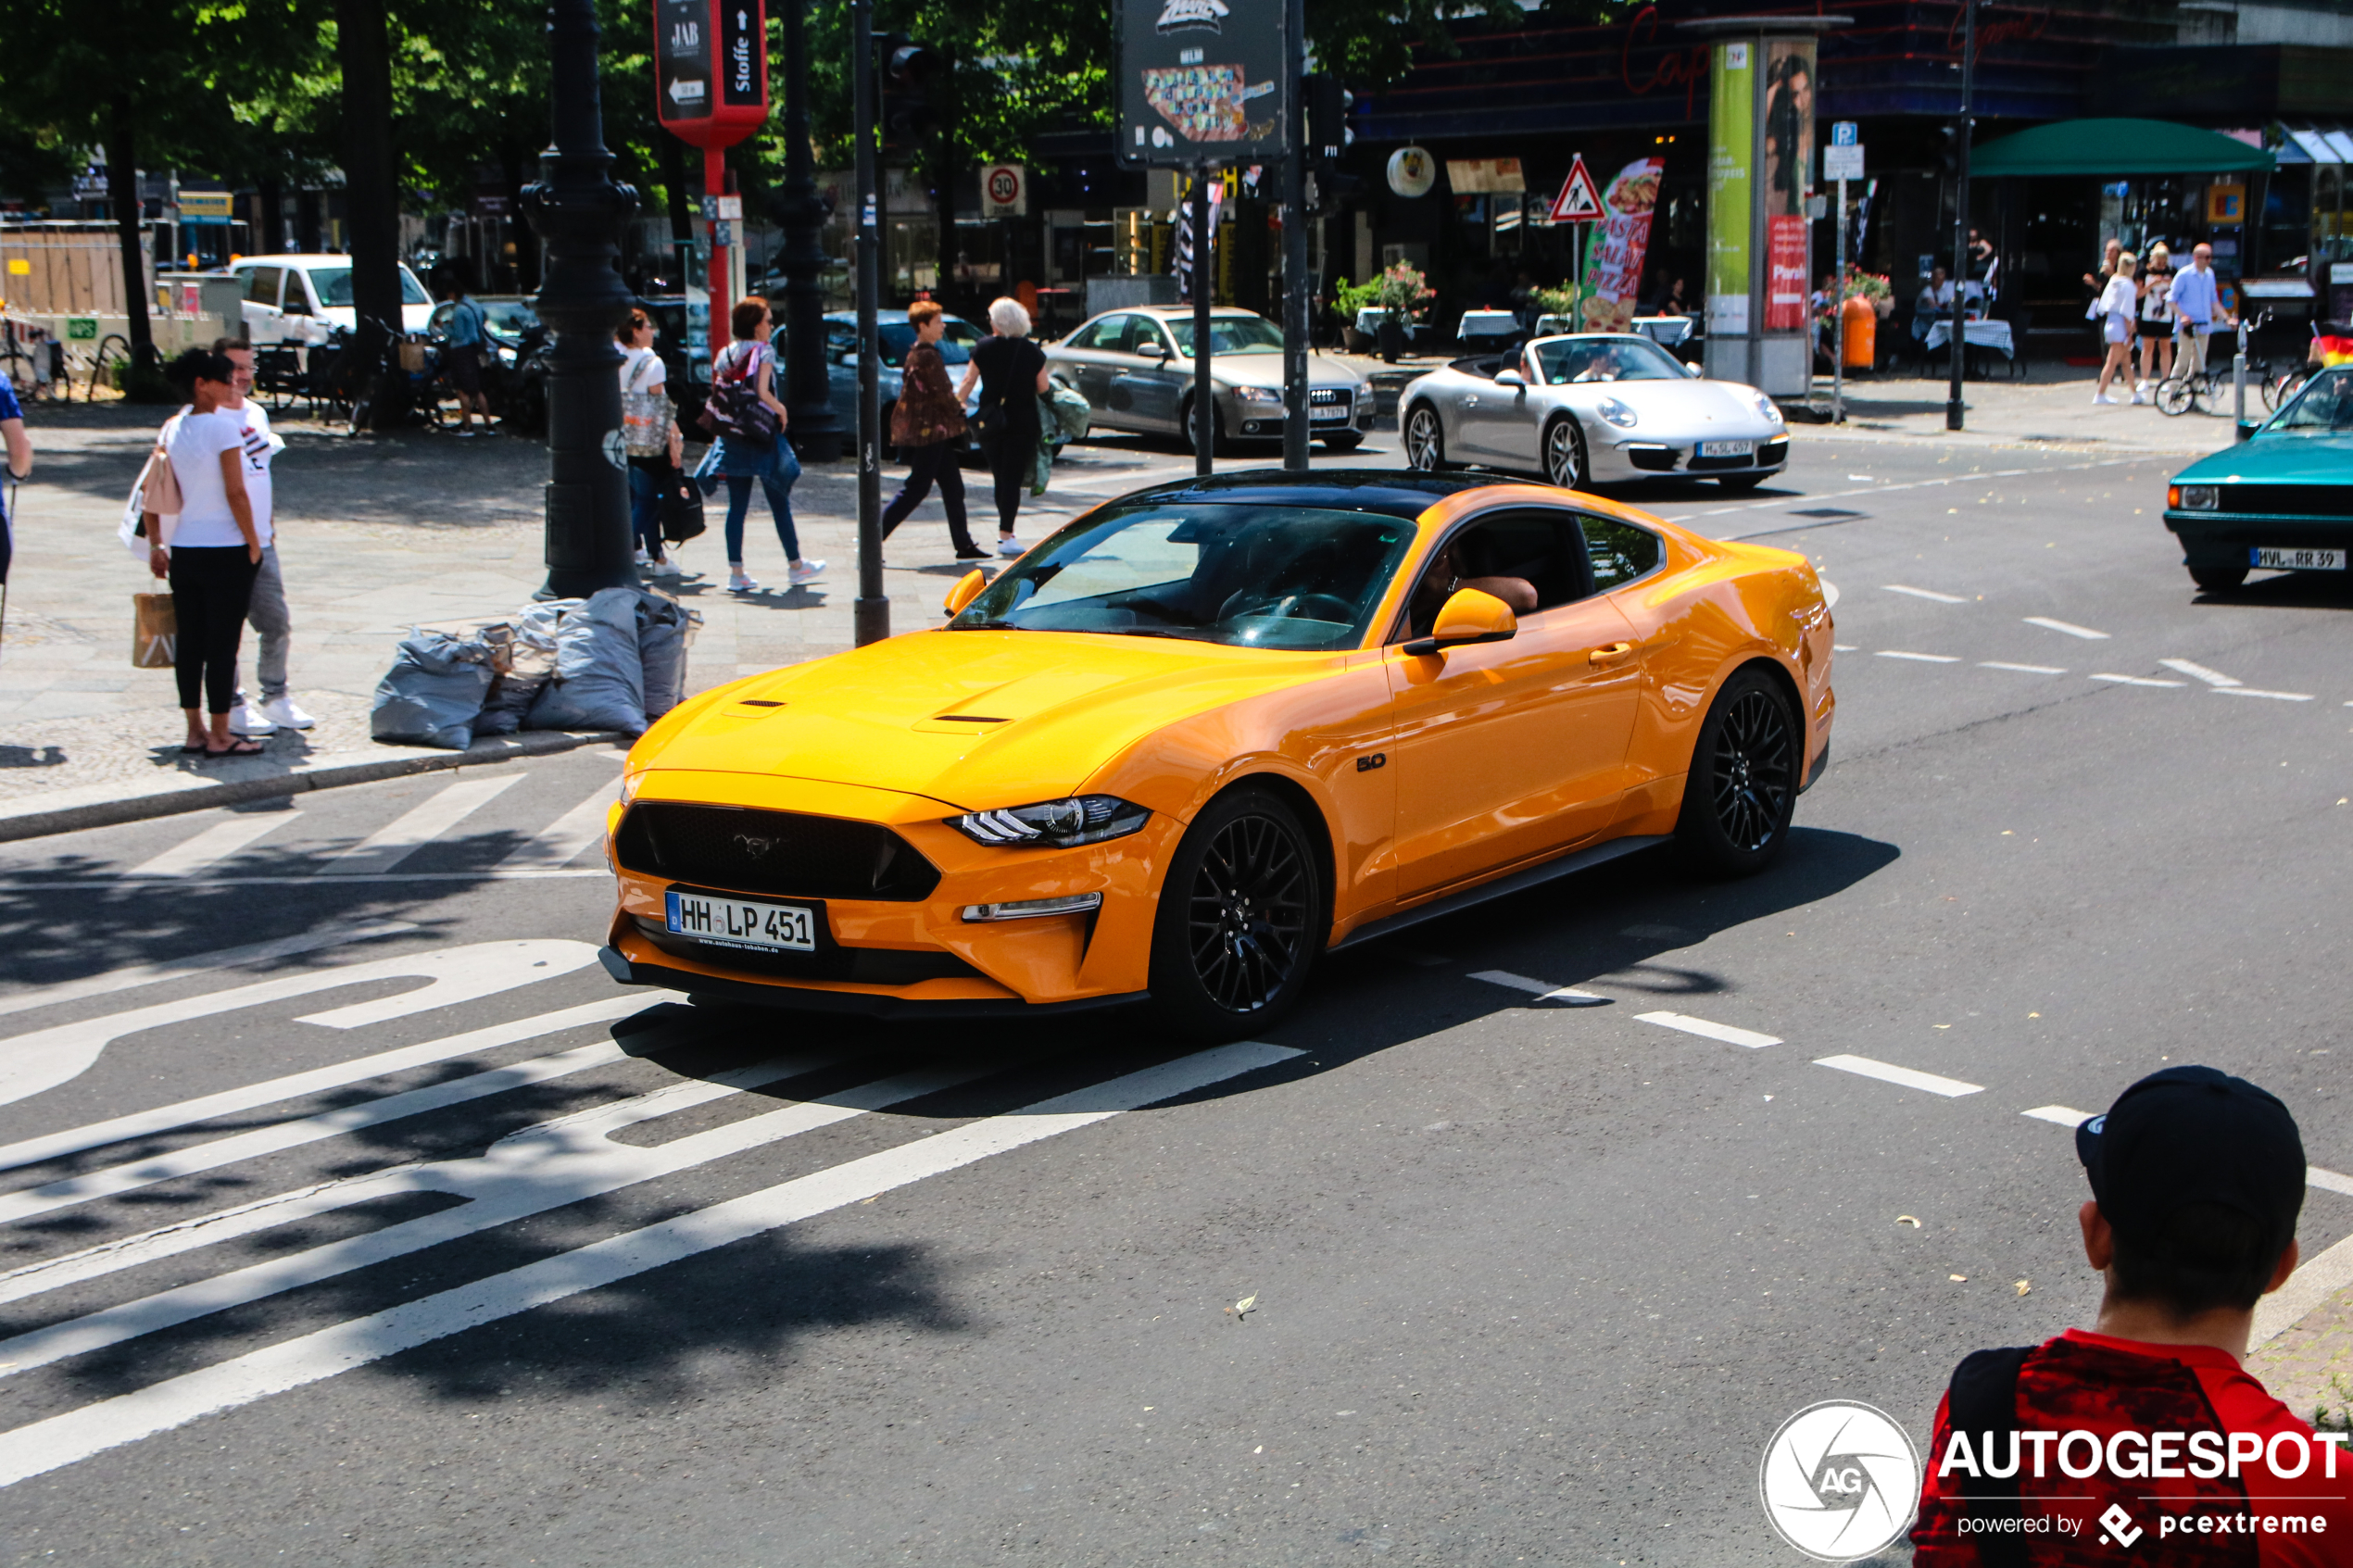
[1403,535,1537,639]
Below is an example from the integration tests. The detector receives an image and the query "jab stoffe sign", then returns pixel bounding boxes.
[655,0,768,148]
[1117,0,1290,168]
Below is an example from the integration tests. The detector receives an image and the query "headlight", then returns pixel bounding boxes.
[2175,484,2218,510]
[951,795,1150,847]
[1229,385,1281,404]
[1751,391,1786,425]
[1596,396,1637,429]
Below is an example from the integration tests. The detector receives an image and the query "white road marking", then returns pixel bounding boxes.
[2090,673,2187,688]
[1832,644,1858,652]
[2216,687,2313,702]
[1882,584,1968,604]
[1876,650,1961,663]
[2022,617,2109,640]
[2021,1105,2092,1128]
[315,775,523,876]
[0,995,649,1177]
[1812,1055,1982,1098]
[1980,661,2068,674]
[1820,581,1841,608]
[1470,971,1607,1007]
[1636,1011,1780,1048]
[1712,455,2144,531]
[0,1040,1298,1489]
[0,939,599,1110]
[495,777,621,870]
[2159,659,2241,687]
[2309,1166,2353,1198]
[0,923,415,1024]
[126,812,299,878]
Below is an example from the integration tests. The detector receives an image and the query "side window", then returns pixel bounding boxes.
[1130,320,1172,358]
[278,272,311,315]
[1066,316,1114,350]
[243,266,283,307]
[1390,509,1589,642]
[1582,517,1663,592]
[824,322,856,361]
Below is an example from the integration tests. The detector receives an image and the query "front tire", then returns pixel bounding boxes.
[1403,404,1446,471]
[2189,565,2246,594]
[1541,415,1588,489]
[1675,669,1800,878]
[1149,787,1324,1041]
[1181,397,1228,457]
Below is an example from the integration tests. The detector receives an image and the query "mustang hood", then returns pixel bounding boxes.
[641,630,1335,809]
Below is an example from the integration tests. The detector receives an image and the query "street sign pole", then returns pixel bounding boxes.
[1192,169,1214,478]
[1280,0,1308,472]
[851,0,887,644]
[1948,0,1974,433]
[1833,176,1846,425]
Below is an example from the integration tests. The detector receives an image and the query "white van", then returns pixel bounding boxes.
[225,255,434,346]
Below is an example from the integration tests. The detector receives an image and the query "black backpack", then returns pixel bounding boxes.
[698,343,780,448]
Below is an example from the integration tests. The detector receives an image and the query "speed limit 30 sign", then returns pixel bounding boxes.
[982,163,1027,218]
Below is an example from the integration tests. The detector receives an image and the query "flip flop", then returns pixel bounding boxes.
[205,738,267,758]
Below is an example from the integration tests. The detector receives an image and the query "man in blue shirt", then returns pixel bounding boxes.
[2170,244,2228,383]
[439,277,491,437]
[0,374,28,589]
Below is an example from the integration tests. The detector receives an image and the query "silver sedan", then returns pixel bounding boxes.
[1046,307,1375,453]
[1397,333,1790,491]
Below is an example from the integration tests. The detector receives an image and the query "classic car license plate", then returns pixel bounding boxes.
[665,889,816,952]
[2250,546,2346,571]
[1699,439,1754,458]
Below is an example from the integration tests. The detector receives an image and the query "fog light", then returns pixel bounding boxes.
[961,893,1103,922]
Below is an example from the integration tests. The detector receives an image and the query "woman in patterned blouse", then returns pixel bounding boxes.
[880,300,984,560]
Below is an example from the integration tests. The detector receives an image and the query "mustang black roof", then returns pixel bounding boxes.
[1108,468,1508,520]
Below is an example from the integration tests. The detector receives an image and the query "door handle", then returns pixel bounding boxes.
[1587,642,1636,664]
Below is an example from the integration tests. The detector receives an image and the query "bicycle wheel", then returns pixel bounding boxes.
[2154,376,2196,417]
[84,333,132,402]
[2266,367,2310,412]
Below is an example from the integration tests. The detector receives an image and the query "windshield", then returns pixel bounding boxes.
[877,319,980,368]
[1166,316,1285,356]
[308,266,432,308]
[1529,336,1688,384]
[948,503,1417,650]
[2267,367,2353,434]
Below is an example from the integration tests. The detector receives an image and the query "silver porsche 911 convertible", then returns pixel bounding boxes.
[1397,332,1790,492]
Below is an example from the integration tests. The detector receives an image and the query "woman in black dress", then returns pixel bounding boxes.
[958,296,1050,557]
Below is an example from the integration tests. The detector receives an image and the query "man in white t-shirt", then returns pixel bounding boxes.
[214,340,313,737]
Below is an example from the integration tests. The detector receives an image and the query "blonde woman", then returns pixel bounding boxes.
[2135,244,2174,396]
[2093,252,2138,406]
[957,296,1050,556]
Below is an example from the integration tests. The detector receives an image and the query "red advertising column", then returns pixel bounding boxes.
[656,0,769,355]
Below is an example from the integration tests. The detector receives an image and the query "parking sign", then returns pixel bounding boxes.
[1831,120,1858,147]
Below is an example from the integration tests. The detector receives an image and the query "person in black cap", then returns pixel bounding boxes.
[1910,1066,2350,1564]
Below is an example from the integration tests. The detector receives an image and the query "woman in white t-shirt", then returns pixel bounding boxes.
[2093,252,2139,406]
[616,308,685,576]
[153,348,267,756]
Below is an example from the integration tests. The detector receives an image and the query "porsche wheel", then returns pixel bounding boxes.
[2189,565,2246,594]
[1403,405,1446,471]
[1541,416,1587,489]
[1675,670,1799,877]
[1150,787,1323,1040]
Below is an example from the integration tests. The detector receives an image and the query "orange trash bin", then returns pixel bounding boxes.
[1841,295,1876,369]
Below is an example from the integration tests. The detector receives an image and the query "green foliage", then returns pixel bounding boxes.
[1328,276,1381,321]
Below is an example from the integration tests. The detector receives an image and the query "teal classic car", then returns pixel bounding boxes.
[2164,365,2353,592]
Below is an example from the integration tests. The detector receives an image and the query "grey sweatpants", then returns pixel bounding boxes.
[244,544,291,702]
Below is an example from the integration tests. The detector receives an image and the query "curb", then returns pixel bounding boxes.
[0,731,626,845]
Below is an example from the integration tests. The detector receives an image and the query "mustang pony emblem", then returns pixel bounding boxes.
[733,834,777,859]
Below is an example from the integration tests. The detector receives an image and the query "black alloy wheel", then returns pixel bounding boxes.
[1150,788,1322,1039]
[1403,405,1445,471]
[1675,670,1799,876]
[1542,416,1587,489]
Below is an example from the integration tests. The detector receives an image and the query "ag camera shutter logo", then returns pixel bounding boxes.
[1758,1400,1921,1561]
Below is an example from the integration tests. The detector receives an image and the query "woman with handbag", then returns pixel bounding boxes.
[957,296,1050,558]
[880,300,984,561]
[708,296,823,595]
[617,307,686,578]
[150,349,267,757]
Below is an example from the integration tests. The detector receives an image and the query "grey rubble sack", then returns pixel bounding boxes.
[368,629,500,750]
[524,587,656,736]
[473,598,573,736]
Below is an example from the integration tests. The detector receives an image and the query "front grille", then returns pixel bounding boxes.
[2210,484,2353,519]
[1308,386,1351,406]
[1625,445,1678,472]
[615,803,939,901]
[1759,436,1790,463]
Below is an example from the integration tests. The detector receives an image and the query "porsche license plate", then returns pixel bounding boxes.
[1699,439,1754,458]
[665,889,816,952]
[2250,546,2346,571]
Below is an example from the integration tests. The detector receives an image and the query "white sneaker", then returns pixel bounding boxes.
[787,558,827,586]
[260,696,315,730]
[2093,393,2117,405]
[996,536,1026,558]
[728,570,760,594]
[2134,379,2149,394]
[634,547,651,567]
[2130,389,2146,406]
[227,701,277,737]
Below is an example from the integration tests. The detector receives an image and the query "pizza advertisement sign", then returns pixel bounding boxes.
[1118,0,1290,167]
[1576,157,1666,333]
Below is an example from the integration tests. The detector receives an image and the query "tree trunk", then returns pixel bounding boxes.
[334,0,403,332]
[103,94,156,376]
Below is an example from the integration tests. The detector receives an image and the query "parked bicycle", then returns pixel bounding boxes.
[2155,310,2276,417]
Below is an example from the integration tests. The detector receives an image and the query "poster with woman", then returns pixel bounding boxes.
[1761,38,1815,332]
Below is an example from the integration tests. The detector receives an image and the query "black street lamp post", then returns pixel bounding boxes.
[773,0,844,458]
[522,0,640,599]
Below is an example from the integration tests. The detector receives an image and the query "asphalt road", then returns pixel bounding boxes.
[0,426,2347,1567]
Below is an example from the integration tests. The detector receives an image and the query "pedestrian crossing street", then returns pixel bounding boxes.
[0,921,1298,1490]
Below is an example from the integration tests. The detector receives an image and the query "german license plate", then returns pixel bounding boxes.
[2250,546,2346,571]
[664,889,815,952]
[1699,439,1754,458]
[1310,404,1350,422]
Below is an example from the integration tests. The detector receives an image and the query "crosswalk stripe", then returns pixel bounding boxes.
[495,777,619,870]
[2158,658,2240,687]
[2090,672,2186,688]
[1882,584,1967,603]
[1636,1011,1780,1048]
[0,923,415,1024]
[315,775,523,875]
[125,811,300,877]
[0,1039,1297,1489]
[2021,616,2108,640]
[0,986,635,1174]
[1813,1054,1982,1098]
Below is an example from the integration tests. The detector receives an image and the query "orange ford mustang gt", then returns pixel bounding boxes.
[598,470,1835,1038]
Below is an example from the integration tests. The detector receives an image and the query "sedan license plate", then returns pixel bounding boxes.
[1698,439,1755,458]
[665,889,816,952]
[1310,404,1351,422]
[2250,546,2347,571]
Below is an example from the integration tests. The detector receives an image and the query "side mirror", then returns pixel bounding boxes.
[1403,588,1517,657]
[1494,368,1527,389]
[1683,361,1703,378]
[1136,341,1168,360]
[942,569,988,618]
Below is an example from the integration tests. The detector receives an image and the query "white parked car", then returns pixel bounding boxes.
[224,255,435,347]
[1046,306,1375,453]
[1397,332,1789,491]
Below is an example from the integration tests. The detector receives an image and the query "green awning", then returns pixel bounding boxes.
[1970,118,2276,178]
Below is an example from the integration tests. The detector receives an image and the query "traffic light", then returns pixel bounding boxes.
[1937,120,1966,179]
[1306,73,1354,168]
[881,37,944,144]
